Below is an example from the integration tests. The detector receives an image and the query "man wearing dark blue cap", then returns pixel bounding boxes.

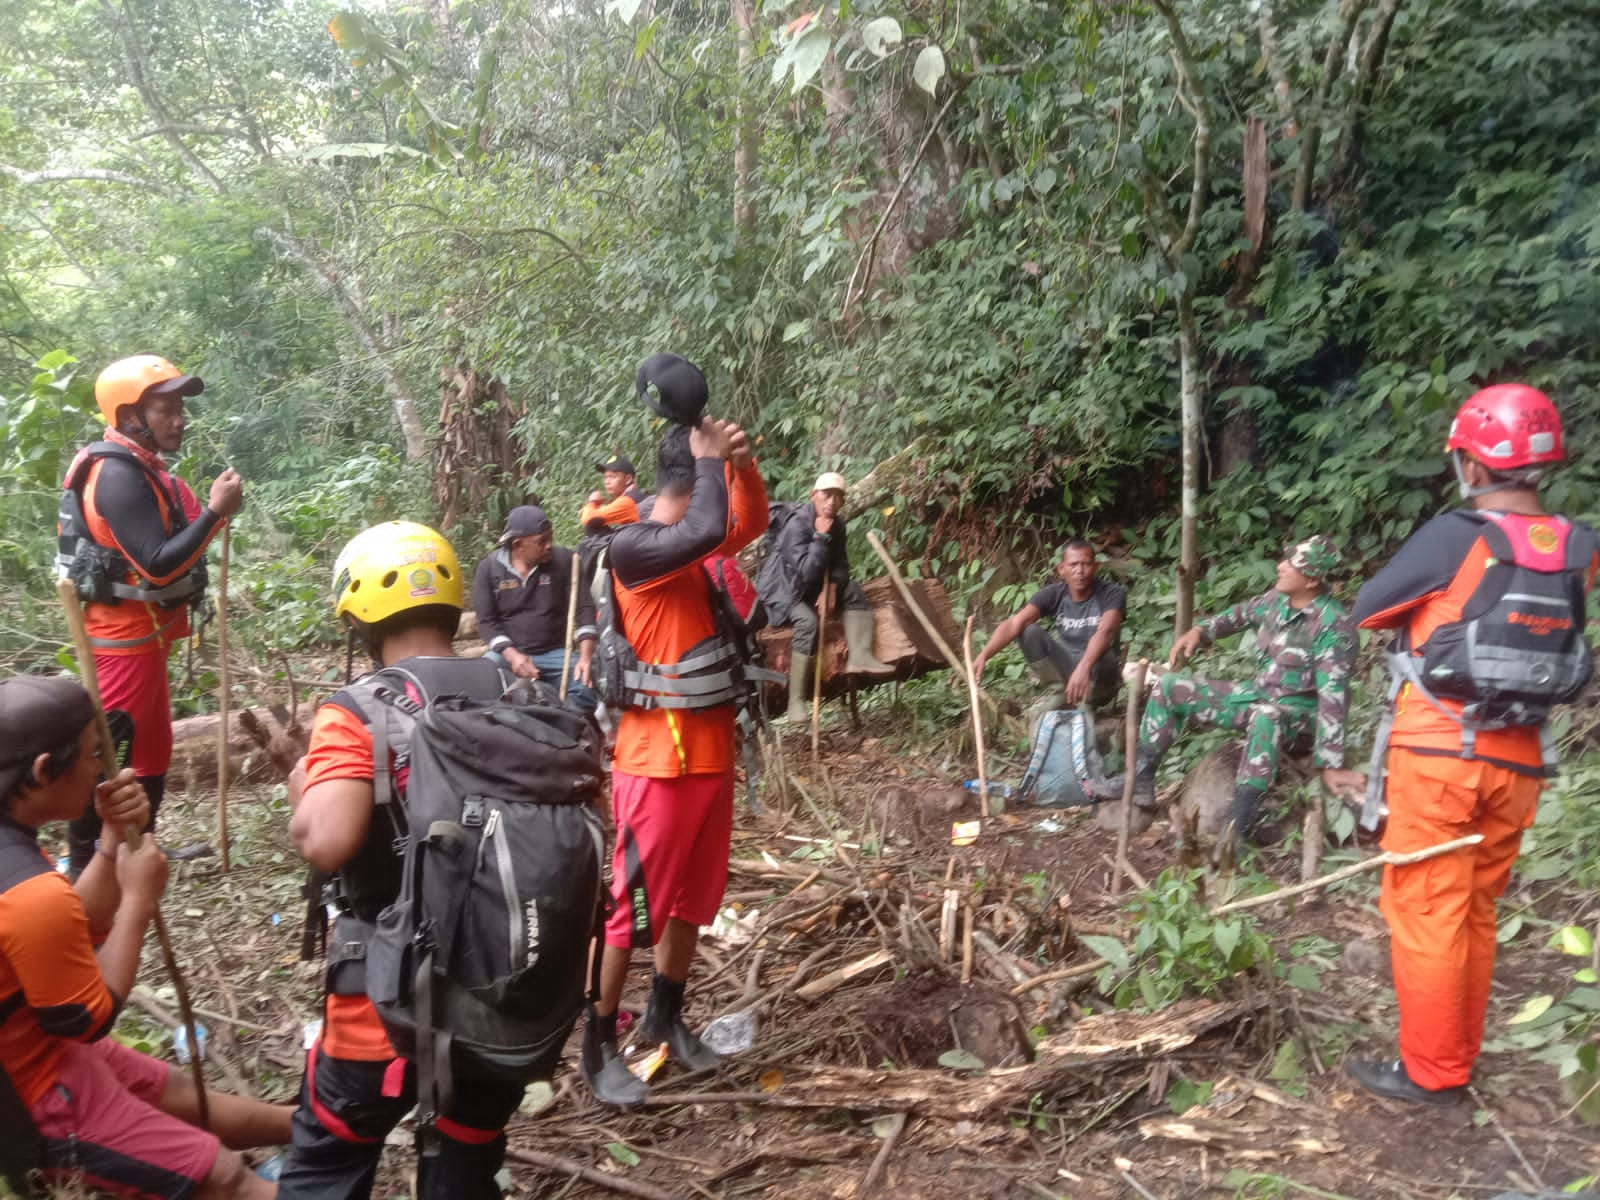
[470,505,598,713]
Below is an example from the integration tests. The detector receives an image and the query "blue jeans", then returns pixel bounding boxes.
[530,648,598,715]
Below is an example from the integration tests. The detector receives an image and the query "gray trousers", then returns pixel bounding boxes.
[1019,623,1121,708]
[788,580,870,654]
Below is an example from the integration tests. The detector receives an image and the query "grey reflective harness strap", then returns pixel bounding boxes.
[86,625,173,651]
[1361,671,1403,832]
[110,576,203,604]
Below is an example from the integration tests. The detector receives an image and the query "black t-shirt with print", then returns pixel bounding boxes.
[1026,578,1126,661]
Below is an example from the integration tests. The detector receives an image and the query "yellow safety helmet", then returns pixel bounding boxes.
[332,521,463,627]
[94,355,204,427]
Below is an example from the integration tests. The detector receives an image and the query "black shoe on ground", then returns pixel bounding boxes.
[580,1007,649,1107]
[1344,1057,1465,1107]
[638,972,722,1074]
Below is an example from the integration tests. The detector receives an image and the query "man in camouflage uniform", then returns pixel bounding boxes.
[1096,536,1362,849]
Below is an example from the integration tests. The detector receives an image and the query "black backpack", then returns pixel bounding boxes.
[345,661,605,1134]
[1399,510,1594,729]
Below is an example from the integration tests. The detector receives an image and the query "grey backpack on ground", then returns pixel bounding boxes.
[1016,707,1103,808]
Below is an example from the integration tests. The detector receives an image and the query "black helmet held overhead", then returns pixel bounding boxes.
[635,353,708,427]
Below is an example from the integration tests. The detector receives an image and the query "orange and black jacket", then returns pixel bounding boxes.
[0,815,121,1108]
[60,435,221,653]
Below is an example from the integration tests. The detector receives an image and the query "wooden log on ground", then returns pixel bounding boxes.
[756,575,960,704]
[172,706,302,788]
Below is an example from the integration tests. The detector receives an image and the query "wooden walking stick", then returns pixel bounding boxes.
[57,580,212,1129]
[1113,659,1150,897]
[559,554,581,701]
[962,613,988,801]
[215,524,230,873]
[811,583,830,759]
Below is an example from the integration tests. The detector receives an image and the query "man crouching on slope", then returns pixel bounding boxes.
[582,356,767,1106]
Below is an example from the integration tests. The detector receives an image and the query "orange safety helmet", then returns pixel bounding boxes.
[93,355,204,428]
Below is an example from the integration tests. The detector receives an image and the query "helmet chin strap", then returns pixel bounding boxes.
[1453,450,1543,500]
[117,405,159,451]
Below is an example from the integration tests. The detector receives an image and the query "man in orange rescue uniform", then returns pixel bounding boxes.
[579,355,767,1106]
[1348,385,1598,1105]
[58,355,243,877]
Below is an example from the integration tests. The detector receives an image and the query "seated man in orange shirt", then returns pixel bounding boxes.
[279,523,529,1199]
[0,675,290,1199]
[580,356,767,1107]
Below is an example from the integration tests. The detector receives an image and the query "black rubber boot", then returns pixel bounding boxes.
[1223,785,1282,855]
[1345,1058,1465,1107]
[637,972,721,1074]
[580,1006,648,1107]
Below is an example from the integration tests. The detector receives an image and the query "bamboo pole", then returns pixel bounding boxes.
[58,581,211,1129]
[1113,659,1150,897]
[961,613,988,800]
[214,525,230,873]
[811,583,830,759]
[559,553,581,701]
[1210,834,1485,916]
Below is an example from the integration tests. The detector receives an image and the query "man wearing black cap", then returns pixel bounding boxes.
[471,505,598,713]
[581,452,647,531]
[0,675,291,1198]
[57,355,242,880]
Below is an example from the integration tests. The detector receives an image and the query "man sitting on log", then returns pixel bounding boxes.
[973,538,1125,709]
[757,471,894,723]
[0,676,291,1199]
[1093,536,1363,850]
[471,505,598,715]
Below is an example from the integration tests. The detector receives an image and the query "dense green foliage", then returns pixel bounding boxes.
[3,0,1598,656]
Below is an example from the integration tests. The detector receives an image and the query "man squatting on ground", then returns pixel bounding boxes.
[0,675,291,1200]
[973,538,1125,709]
[757,471,894,723]
[471,504,599,715]
[59,355,243,878]
[1345,386,1598,1106]
[580,377,769,1106]
[280,523,527,1198]
[1095,536,1364,849]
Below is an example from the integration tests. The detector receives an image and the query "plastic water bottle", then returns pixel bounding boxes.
[963,780,1012,799]
[700,1010,758,1055]
[172,1022,209,1065]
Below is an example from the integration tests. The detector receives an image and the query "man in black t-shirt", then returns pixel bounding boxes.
[974,540,1125,708]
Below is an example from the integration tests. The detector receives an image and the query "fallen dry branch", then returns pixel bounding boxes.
[504,1146,685,1200]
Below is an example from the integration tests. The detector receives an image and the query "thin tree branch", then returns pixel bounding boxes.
[0,163,160,191]
[1151,0,1212,261]
[1291,0,1373,212]
[130,123,251,142]
[1329,0,1405,188]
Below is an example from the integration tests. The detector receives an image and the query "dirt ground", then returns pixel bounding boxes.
[60,702,1600,1200]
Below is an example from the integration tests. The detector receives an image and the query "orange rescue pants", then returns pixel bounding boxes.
[1379,747,1542,1090]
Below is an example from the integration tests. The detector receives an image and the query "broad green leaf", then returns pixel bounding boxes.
[326,12,366,50]
[1033,166,1057,194]
[1554,925,1594,958]
[1508,994,1556,1025]
[782,320,811,342]
[938,1048,985,1071]
[861,16,902,58]
[787,27,831,93]
[605,1142,640,1167]
[1212,920,1241,961]
[913,45,946,95]
[1081,935,1129,973]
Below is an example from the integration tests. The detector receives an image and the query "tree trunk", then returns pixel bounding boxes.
[1176,292,1202,636]
[732,0,758,241]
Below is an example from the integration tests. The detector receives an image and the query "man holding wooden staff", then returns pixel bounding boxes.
[470,504,598,714]
[57,355,241,879]
[1346,386,1598,1106]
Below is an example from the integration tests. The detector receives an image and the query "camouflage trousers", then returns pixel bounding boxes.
[1138,673,1314,794]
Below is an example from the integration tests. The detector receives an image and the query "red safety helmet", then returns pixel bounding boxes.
[1445,384,1564,470]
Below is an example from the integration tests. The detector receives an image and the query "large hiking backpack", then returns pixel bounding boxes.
[1399,510,1593,729]
[343,659,605,1132]
[1016,707,1103,808]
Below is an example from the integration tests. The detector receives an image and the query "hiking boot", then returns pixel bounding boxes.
[1344,1058,1465,1107]
[637,972,721,1074]
[1088,748,1158,806]
[783,652,814,723]
[843,609,894,676]
[580,1006,649,1107]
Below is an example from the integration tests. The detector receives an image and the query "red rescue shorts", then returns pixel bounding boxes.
[605,770,734,948]
[96,649,174,779]
[31,1038,218,1199]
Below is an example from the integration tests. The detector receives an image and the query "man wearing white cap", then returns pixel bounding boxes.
[757,472,893,722]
